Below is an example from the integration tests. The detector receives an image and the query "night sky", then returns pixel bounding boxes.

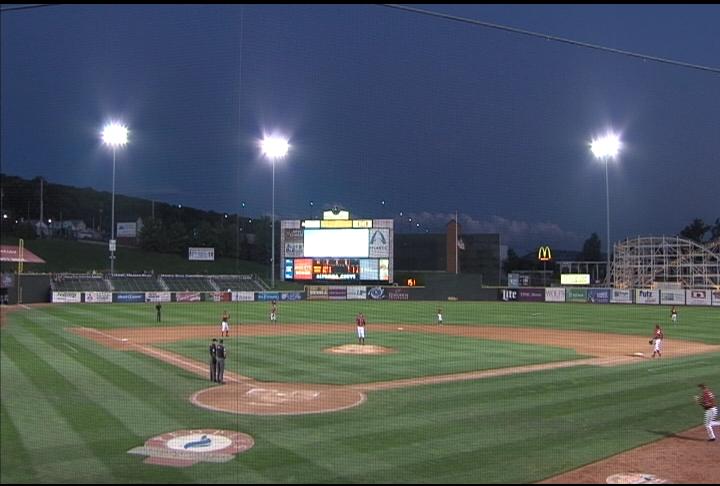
[2,4,719,253]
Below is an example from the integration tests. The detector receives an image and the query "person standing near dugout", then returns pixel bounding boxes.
[696,384,720,441]
[209,338,218,382]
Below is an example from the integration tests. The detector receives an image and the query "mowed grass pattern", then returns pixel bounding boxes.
[160,333,585,384]
[1,302,718,483]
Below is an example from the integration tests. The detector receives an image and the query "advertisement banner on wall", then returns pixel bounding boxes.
[84,291,113,303]
[283,228,304,258]
[256,292,281,302]
[660,289,686,305]
[611,289,633,304]
[347,286,367,300]
[367,286,388,300]
[328,286,348,300]
[207,291,232,302]
[188,247,215,261]
[145,292,172,303]
[280,292,305,301]
[545,288,566,302]
[518,288,544,302]
[686,289,711,306]
[232,291,255,302]
[635,289,660,305]
[368,229,390,257]
[176,292,201,302]
[712,291,720,306]
[498,289,518,301]
[114,292,146,303]
[52,291,82,303]
[306,286,329,300]
[388,287,410,300]
[566,288,588,303]
[587,288,611,304]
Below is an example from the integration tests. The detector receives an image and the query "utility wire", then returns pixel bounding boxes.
[0,4,62,12]
[381,4,720,75]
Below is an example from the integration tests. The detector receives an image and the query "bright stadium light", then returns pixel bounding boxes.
[260,134,290,289]
[590,133,621,159]
[590,131,622,285]
[102,121,129,275]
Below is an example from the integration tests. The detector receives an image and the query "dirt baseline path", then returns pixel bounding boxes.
[67,322,720,483]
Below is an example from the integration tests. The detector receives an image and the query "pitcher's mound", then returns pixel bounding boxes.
[325,344,395,355]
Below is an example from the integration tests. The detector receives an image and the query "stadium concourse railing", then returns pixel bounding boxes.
[43,282,720,306]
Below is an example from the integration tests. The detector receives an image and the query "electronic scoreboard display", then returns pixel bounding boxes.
[281,218,393,283]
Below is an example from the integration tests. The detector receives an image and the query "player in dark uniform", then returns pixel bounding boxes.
[155,304,162,322]
[209,338,217,382]
[215,340,226,384]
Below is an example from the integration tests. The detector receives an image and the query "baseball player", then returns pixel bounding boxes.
[696,384,720,441]
[220,310,230,337]
[270,300,278,324]
[671,306,678,324]
[437,308,443,326]
[155,303,162,323]
[209,338,217,382]
[215,339,227,384]
[650,324,664,358]
[356,312,366,345]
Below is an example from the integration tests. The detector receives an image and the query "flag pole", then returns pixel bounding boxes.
[455,210,458,274]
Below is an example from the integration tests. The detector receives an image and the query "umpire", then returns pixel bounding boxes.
[216,339,226,384]
[209,338,217,382]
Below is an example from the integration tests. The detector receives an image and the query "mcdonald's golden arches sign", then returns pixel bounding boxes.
[537,246,552,262]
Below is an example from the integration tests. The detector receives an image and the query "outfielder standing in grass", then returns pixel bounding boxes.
[696,384,720,442]
[356,312,366,345]
[437,307,443,326]
[270,300,278,324]
[671,305,678,324]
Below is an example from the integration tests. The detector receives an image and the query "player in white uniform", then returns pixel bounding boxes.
[651,324,663,358]
[356,312,366,345]
[220,310,230,337]
[437,308,443,326]
[270,300,277,323]
[671,306,678,324]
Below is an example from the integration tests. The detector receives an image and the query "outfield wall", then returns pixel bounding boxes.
[43,286,720,307]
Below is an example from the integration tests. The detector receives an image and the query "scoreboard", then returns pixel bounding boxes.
[281,218,394,283]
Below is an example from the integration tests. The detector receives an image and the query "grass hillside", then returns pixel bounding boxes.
[0,236,268,276]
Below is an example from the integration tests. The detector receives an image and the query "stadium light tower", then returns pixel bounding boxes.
[101,122,129,275]
[590,131,621,285]
[260,135,290,289]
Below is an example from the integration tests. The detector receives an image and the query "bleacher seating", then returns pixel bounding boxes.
[111,276,165,292]
[160,276,215,291]
[212,275,263,291]
[52,275,110,292]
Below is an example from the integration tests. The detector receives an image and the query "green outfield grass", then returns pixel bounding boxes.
[159,333,585,384]
[1,302,719,483]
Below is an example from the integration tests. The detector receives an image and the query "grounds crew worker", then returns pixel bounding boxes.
[209,338,217,382]
[215,339,226,384]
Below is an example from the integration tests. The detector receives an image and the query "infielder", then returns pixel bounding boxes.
[437,308,443,326]
[650,324,663,358]
[220,310,230,337]
[696,384,720,441]
[356,312,366,345]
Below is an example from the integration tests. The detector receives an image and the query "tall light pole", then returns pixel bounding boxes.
[590,132,621,286]
[102,122,128,275]
[260,135,289,289]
